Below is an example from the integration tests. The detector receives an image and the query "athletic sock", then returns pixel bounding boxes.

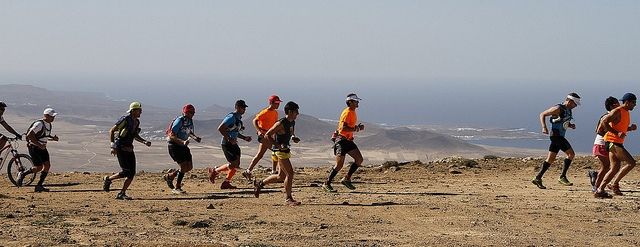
[37,171,48,186]
[175,171,185,188]
[561,159,572,178]
[536,162,551,180]
[226,168,237,181]
[346,162,359,179]
[326,167,339,184]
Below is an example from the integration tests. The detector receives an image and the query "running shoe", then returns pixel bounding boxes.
[322,183,337,193]
[207,167,219,184]
[286,198,301,206]
[220,181,237,189]
[340,178,356,190]
[607,184,623,196]
[558,177,573,186]
[531,178,546,189]
[593,190,613,199]
[103,176,112,192]
[242,169,253,182]
[163,174,175,189]
[171,188,186,194]
[116,192,133,200]
[34,185,49,192]
[16,171,25,187]
[253,180,263,198]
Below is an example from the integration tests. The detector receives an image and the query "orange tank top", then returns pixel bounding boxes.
[604,108,630,144]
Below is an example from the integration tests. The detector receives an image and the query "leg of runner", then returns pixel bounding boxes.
[278,158,298,205]
[610,147,636,191]
[173,160,192,193]
[344,148,363,180]
[594,155,610,192]
[247,139,271,174]
[220,160,240,189]
[558,149,575,185]
[598,149,621,193]
[323,155,344,192]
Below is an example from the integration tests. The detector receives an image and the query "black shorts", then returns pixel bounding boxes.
[605,142,624,152]
[168,143,192,163]
[28,145,50,166]
[549,136,572,153]
[221,143,241,162]
[116,148,136,179]
[334,139,358,156]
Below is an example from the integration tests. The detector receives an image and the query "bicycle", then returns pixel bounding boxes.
[0,137,35,186]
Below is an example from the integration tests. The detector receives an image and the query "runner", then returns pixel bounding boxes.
[16,108,59,192]
[243,95,282,182]
[253,101,301,206]
[532,92,581,189]
[596,93,637,197]
[588,97,618,197]
[0,101,23,149]
[102,102,152,200]
[322,93,365,193]
[207,100,252,189]
[163,104,202,194]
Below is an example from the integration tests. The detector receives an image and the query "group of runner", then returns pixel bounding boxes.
[96,93,365,205]
[4,91,636,204]
[534,92,637,199]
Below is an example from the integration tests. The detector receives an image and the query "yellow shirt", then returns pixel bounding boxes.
[337,107,357,140]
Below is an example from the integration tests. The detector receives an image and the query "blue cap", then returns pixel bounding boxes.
[620,93,637,102]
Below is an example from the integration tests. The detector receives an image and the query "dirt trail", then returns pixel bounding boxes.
[1,156,640,246]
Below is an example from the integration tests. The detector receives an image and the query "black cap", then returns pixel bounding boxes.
[235,100,248,108]
[620,93,637,102]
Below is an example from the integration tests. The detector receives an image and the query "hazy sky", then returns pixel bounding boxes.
[1,1,639,127]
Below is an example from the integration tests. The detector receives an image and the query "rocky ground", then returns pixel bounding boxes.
[1,156,640,246]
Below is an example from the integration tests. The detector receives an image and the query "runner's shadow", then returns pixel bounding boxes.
[347,191,467,196]
[187,189,282,196]
[28,182,81,187]
[49,189,114,193]
[137,194,231,201]
[309,201,420,207]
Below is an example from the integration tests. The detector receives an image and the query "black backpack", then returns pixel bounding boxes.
[27,120,51,139]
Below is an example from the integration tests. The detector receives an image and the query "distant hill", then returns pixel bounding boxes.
[0,84,486,153]
[358,127,486,152]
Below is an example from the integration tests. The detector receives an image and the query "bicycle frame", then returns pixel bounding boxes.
[0,139,20,170]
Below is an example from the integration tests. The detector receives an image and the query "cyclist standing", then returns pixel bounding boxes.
[0,101,23,149]
[102,102,152,200]
[17,108,59,192]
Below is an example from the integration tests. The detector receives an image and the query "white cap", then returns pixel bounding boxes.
[567,94,581,105]
[346,93,362,102]
[43,108,58,117]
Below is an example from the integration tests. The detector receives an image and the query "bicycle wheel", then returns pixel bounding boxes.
[7,154,36,186]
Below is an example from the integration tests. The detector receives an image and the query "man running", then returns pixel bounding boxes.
[207,100,252,189]
[0,101,23,148]
[588,97,619,196]
[532,92,581,189]
[17,108,59,192]
[596,93,637,196]
[323,93,365,193]
[103,102,152,200]
[254,101,301,206]
[163,104,202,194]
[243,95,282,182]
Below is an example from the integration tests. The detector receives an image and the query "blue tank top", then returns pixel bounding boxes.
[550,104,572,137]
